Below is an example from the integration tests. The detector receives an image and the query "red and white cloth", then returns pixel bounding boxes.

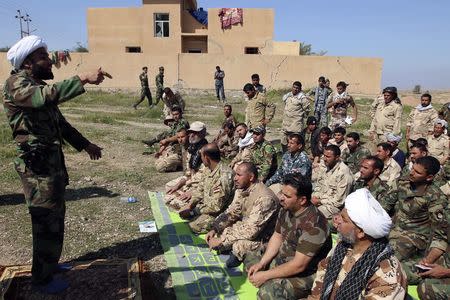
[218,8,243,29]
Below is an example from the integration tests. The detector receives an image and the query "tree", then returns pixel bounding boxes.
[73,42,88,53]
[0,46,10,52]
[299,42,327,56]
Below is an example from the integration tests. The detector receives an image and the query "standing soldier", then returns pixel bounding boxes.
[155,66,164,105]
[406,93,438,147]
[3,35,108,294]
[243,83,276,129]
[369,86,403,144]
[251,73,267,94]
[281,81,310,152]
[214,65,226,102]
[307,76,332,128]
[133,66,152,109]
[327,81,357,129]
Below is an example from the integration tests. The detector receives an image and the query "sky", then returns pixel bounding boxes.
[1,0,449,90]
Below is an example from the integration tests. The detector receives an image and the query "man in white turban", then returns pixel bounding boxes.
[307,189,407,300]
[3,35,110,294]
[385,132,406,168]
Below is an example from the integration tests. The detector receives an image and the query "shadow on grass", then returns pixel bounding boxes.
[0,186,120,206]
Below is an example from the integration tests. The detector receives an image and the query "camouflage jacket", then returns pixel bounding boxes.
[274,204,332,276]
[212,182,279,247]
[266,150,311,186]
[281,91,310,133]
[3,69,90,179]
[190,162,234,216]
[353,177,398,216]
[341,146,371,174]
[390,179,448,252]
[307,86,332,113]
[162,91,185,112]
[427,133,449,165]
[379,158,401,185]
[369,100,403,135]
[439,102,450,126]
[229,145,253,169]
[308,245,407,300]
[155,73,164,91]
[245,92,276,128]
[215,133,238,159]
[406,106,438,140]
[250,140,278,182]
[139,72,149,88]
[160,118,189,141]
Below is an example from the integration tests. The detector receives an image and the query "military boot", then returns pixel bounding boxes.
[141,138,158,147]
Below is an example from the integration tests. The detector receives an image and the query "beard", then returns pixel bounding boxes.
[338,232,356,245]
[189,135,202,144]
[32,64,54,80]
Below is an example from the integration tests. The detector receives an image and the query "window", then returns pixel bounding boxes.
[126,46,141,53]
[154,13,170,37]
[188,49,202,53]
[245,47,259,54]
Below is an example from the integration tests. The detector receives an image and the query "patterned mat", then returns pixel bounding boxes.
[148,191,257,300]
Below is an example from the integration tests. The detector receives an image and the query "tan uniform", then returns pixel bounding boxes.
[312,160,354,219]
[188,162,234,234]
[155,144,182,172]
[281,91,310,145]
[212,182,279,260]
[229,145,253,169]
[245,92,276,128]
[329,138,349,153]
[379,158,401,184]
[369,100,402,142]
[406,106,438,141]
[164,165,206,208]
[427,134,449,165]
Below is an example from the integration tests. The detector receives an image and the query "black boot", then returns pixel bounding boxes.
[225,253,242,268]
[142,138,157,147]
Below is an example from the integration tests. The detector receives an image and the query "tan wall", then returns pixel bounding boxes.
[0,52,382,95]
[272,41,300,56]
[207,8,274,56]
[181,10,207,34]
[182,36,207,53]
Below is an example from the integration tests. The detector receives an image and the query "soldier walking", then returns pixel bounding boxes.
[155,66,164,105]
[133,66,153,109]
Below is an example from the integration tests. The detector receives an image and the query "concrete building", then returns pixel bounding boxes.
[0,0,383,94]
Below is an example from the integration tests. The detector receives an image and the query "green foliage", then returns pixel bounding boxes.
[0,46,11,52]
[299,42,327,56]
[81,113,120,125]
[73,42,88,53]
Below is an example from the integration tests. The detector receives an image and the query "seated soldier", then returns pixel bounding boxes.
[401,142,428,177]
[311,127,332,168]
[308,189,407,300]
[341,132,371,175]
[265,133,311,195]
[301,116,320,161]
[386,133,406,169]
[427,119,449,166]
[389,156,448,263]
[206,162,279,268]
[229,123,254,169]
[375,142,402,184]
[214,122,239,159]
[353,156,398,216]
[245,174,332,300]
[248,126,278,183]
[329,127,348,153]
[179,143,234,234]
[311,145,354,219]
[222,104,237,127]
[141,106,189,147]
[162,87,185,117]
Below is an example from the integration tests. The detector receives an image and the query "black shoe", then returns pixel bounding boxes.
[225,253,242,268]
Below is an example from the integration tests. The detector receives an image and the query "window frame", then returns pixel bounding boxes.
[154,13,170,38]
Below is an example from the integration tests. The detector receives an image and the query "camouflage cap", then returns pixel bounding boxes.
[250,125,266,135]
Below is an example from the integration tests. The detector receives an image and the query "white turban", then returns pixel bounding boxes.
[385,132,402,143]
[345,188,392,239]
[7,35,47,70]
[435,119,448,129]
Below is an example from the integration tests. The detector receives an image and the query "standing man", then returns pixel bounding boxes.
[243,83,276,129]
[307,76,332,128]
[3,35,108,294]
[281,81,310,152]
[252,73,266,94]
[327,81,357,129]
[214,65,226,102]
[369,86,403,144]
[406,93,438,147]
[133,66,152,109]
[155,66,164,105]
[341,132,371,175]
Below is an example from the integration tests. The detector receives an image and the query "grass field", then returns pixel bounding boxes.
[0,88,446,297]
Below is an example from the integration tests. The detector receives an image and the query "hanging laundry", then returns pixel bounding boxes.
[218,8,243,29]
[51,51,59,65]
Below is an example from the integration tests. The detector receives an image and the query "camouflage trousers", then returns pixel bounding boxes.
[389,229,428,262]
[329,116,347,130]
[188,214,215,234]
[418,277,450,300]
[314,108,328,129]
[164,178,192,210]
[134,87,152,107]
[155,88,163,105]
[218,228,263,261]
[15,164,67,285]
[244,251,315,300]
[155,148,182,172]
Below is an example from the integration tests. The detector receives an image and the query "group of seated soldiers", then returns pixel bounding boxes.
[141,83,449,300]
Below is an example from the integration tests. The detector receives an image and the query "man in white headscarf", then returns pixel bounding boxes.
[385,132,406,168]
[307,189,407,300]
[3,35,110,294]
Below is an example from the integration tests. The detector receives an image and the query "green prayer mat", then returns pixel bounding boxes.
[149,191,258,299]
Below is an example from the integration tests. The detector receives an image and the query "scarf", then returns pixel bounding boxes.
[320,238,393,300]
[415,104,433,112]
[238,131,254,148]
[188,138,208,171]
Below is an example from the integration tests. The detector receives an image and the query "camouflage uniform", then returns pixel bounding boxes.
[406,105,438,142]
[427,133,449,165]
[245,204,332,300]
[389,178,448,262]
[250,141,278,183]
[134,71,152,107]
[353,177,398,216]
[307,86,332,128]
[222,114,237,127]
[312,160,354,219]
[328,91,355,129]
[155,72,164,104]
[307,245,407,299]
[152,118,190,144]
[165,166,206,209]
[214,69,225,101]
[281,91,310,146]
[379,158,401,184]
[245,92,276,129]
[212,182,279,260]
[188,162,234,234]
[3,70,91,285]
[439,102,450,127]
[215,133,239,159]
[369,99,403,144]
[341,145,371,174]
[329,138,349,153]
[229,145,253,169]
[266,151,311,187]
[155,144,182,172]
[162,91,185,117]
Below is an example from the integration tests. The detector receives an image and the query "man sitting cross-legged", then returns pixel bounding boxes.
[245,174,332,300]
[179,143,234,234]
[307,189,407,299]
[205,162,279,268]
